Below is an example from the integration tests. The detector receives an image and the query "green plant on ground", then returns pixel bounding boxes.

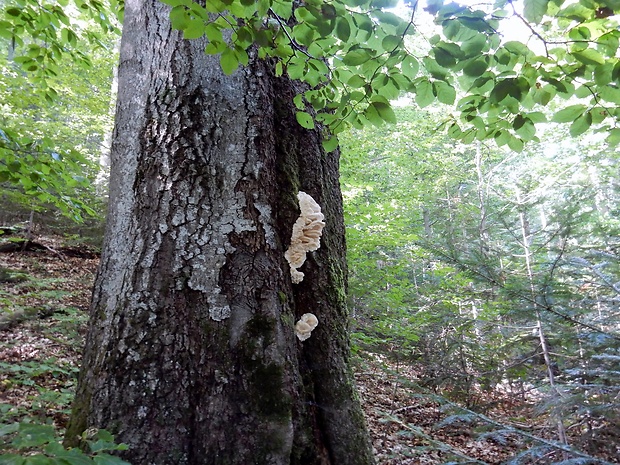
[0,358,79,426]
[0,423,131,465]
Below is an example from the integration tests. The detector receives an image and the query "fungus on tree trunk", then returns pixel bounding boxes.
[284,191,325,284]
[295,312,319,341]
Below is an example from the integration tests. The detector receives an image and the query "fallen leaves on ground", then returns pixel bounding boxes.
[1,237,618,464]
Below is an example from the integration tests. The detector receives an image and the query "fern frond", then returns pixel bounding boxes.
[555,458,605,465]
[476,428,512,446]
[434,413,478,430]
[505,445,552,465]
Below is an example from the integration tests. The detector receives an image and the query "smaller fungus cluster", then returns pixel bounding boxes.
[295,313,318,341]
[284,191,325,284]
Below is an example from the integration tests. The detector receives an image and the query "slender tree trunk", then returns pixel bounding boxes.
[65,0,375,463]
[516,193,567,445]
[95,39,120,190]
[474,143,489,260]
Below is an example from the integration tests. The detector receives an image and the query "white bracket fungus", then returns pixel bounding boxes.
[284,191,325,284]
[295,313,319,341]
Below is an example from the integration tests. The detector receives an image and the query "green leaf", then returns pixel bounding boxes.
[552,104,586,123]
[93,453,132,465]
[526,111,547,123]
[335,17,351,42]
[347,75,366,88]
[569,111,592,137]
[433,81,456,105]
[463,58,488,77]
[607,128,620,146]
[270,0,292,18]
[53,451,93,465]
[169,6,189,30]
[370,0,398,7]
[205,0,226,12]
[45,442,65,456]
[415,79,435,108]
[322,135,339,152]
[507,135,524,152]
[0,454,25,465]
[23,456,53,465]
[351,13,373,41]
[490,78,528,103]
[293,23,315,47]
[598,85,620,103]
[381,35,401,51]
[293,94,304,110]
[219,47,238,75]
[401,55,418,78]
[568,26,590,41]
[287,55,306,80]
[594,62,613,86]
[433,45,457,68]
[503,41,532,58]
[523,0,549,23]
[0,423,20,436]
[183,18,204,39]
[370,101,396,123]
[342,48,372,66]
[494,129,510,146]
[423,56,448,80]
[513,114,536,140]
[296,111,315,129]
[363,102,383,126]
[371,10,404,28]
[461,34,488,57]
[572,48,605,66]
[275,61,283,77]
[13,424,55,448]
[6,7,22,16]
[597,32,619,56]
[8,161,22,173]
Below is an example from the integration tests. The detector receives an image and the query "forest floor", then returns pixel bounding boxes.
[0,236,618,464]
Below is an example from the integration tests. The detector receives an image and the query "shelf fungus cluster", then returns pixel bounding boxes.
[284,191,325,284]
[295,313,318,341]
[286,193,324,341]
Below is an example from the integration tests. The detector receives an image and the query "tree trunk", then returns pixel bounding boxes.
[65,0,375,463]
[516,193,567,445]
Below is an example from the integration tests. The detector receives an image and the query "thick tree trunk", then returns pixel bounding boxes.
[65,0,375,464]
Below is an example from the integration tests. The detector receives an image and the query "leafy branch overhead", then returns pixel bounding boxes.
[0,0,122,102]
[161,0,620,150]
[0,0,121,221]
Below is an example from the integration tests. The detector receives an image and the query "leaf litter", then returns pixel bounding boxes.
[1,237,618,464]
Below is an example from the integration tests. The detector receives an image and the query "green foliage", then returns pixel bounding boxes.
[2,0,618,222]
[340,103,620,458]
[0,273,82,325]
[0,128,96,221]
[159,0,620,150]
[0,0,120,222]
[0,423,131,465]
[0,0,121,100]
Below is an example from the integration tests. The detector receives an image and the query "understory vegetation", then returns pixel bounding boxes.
[340,106,620,463]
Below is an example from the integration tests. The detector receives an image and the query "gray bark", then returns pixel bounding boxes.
[65,0,375,464]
